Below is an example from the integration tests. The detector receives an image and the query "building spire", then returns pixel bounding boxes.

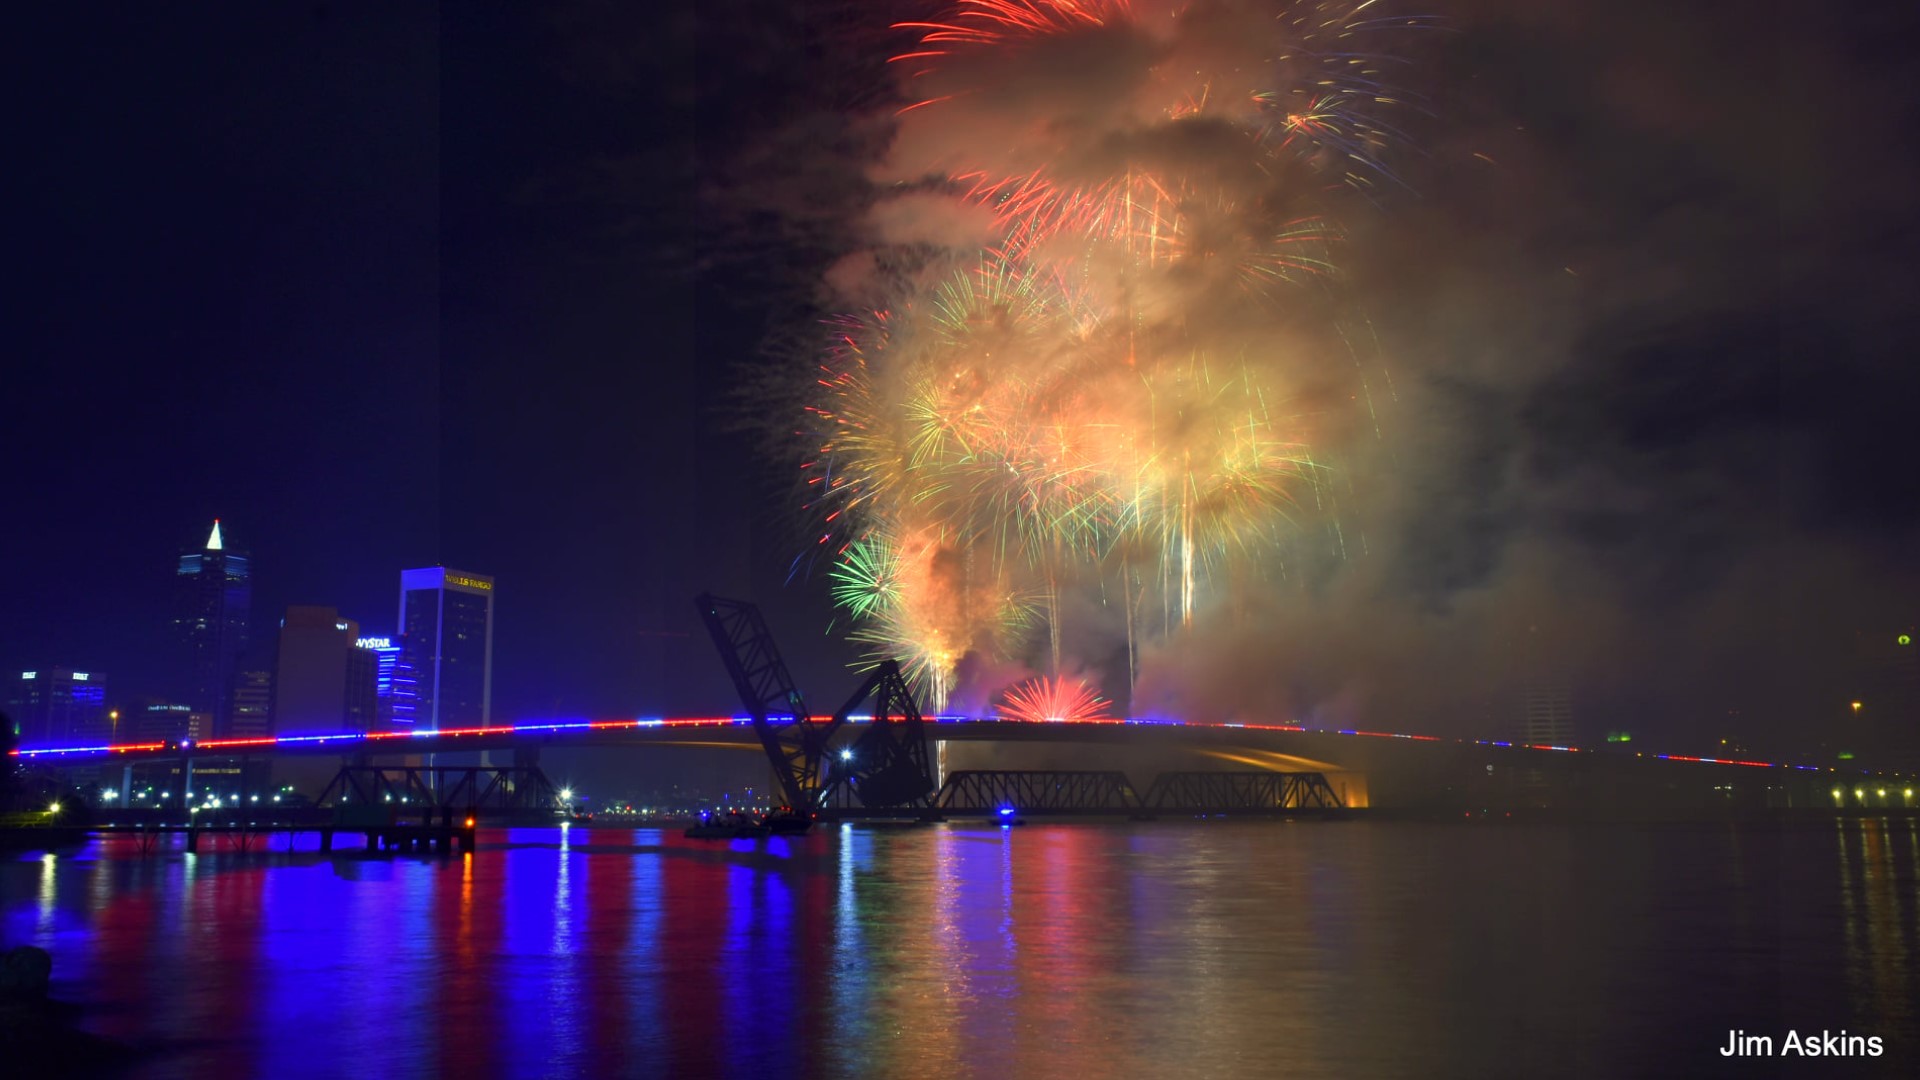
[207,519,223,551]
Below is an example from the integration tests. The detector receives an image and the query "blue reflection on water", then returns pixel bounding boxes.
[7,821,1920,1078]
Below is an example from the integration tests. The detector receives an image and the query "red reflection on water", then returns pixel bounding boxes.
[582,830,634,1069]
[432,845,503,1075]
[658,834,730,1069]
[179,854,269,1073]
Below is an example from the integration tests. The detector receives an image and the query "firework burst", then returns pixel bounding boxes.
[796,0,1418,712]
[893,0,1427,267]
[996,675,1115,723]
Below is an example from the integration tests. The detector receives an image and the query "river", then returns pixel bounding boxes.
[5,818,1918,1077]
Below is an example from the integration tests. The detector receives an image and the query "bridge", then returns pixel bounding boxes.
[14,709,1913,817]
[10,593,1917,819]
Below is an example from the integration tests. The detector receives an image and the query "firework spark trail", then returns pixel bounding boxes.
[805,0,1419,711]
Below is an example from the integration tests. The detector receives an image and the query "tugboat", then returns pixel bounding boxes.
[683,809,769,840]
[760,806,814,835]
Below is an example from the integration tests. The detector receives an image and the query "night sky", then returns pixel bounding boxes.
[9,2,1918,770]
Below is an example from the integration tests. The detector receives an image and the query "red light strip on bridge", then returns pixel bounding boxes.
[1652,754,1777,767]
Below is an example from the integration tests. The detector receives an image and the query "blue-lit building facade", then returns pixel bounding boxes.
[354,635,403,727]
[173,520,251,736]
[8,668,109,745]
[397,567,494,729]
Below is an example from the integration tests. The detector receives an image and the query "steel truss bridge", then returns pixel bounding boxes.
[930,770,1344,817]
[314,765,564,815]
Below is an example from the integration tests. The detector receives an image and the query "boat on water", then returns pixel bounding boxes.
[683,810,769,839]
[761,807,814,835]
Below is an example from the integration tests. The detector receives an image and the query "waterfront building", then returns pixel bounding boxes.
[172,519,252,735]
[230,666,275,738]
[1520,678,1574,747]
[354,635,404,727]
[1512,623,1575,748]
[8,667,109,745]
[397,567,495,729]
[273,606,379,734]
[131,701,204,742]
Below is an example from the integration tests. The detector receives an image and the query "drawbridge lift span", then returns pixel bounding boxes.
[695,594,936,820]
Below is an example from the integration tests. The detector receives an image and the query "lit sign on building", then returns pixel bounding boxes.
[445,575,492,591]
[355,637,393,649]
[21,672,34,680]
[72,673,90,681]
[335,621,351,632]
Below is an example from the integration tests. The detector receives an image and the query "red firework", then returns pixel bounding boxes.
[996,675,1114,723]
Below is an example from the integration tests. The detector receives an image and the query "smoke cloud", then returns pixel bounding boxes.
[702,0,1920,760]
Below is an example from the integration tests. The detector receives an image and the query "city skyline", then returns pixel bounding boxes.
[6,509,1915,769]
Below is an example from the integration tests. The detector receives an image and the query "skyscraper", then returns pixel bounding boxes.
[1513,624,1574,748]
[230,667,274,738]
[272,606,379,734]
[353,635,403,727]
[397,567,495,729]
[9,668,109,745]
[1520,678,1575,747]
[173,519,251,736]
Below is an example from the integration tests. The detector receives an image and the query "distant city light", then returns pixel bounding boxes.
[1900,634,1912,646]
[48,801,61,814]
[840,749,854,762]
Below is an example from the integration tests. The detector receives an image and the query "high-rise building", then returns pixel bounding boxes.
[353,635,403,727]
[272,606,379,735]
[9,668,109,745]
[173,520,251,736]
[398,567,495,729]
[1512,624,1574,748]
[1520,678,1574,747]
[230,667,274,738]
[133,701,204,742]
